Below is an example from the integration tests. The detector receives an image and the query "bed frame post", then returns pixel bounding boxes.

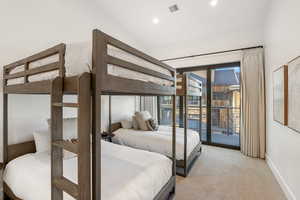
[3,93,8,166]
[3,64,8,168]
[184,95,188,177]
[51,77,63,200]
[109,95,112,134]
[199,96,202,141]
[78,73,91,200]
[91,92,102,200]
[172,95,177,178]
[92,29,107,200]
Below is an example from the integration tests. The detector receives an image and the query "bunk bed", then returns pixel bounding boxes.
[110,72,202,177]
[2,29,176,200]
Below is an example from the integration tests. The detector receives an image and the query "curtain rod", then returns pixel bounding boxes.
[161,45,263,62]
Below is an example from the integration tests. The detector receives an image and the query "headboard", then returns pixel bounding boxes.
[7,141,36,163]
[111,122,122,132]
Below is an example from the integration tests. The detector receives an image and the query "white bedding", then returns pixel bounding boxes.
[112,125,201,160]
[3,141,172,200]
[7,42,173,86]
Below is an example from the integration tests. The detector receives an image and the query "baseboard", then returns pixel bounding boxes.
[266,154,296,200]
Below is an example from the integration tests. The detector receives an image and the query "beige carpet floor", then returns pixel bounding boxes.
[176,145,286,200]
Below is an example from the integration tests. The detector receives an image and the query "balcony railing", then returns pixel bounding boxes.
[159,106,240,138]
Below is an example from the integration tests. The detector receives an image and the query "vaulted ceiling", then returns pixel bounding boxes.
[97,0,270,49]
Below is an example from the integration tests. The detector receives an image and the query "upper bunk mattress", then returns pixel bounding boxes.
[3,141,172,200]
[7,42,173,87]
[112,125,201,160]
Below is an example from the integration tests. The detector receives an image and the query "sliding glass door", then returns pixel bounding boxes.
[210,67,240,148]
[163,62,241,150]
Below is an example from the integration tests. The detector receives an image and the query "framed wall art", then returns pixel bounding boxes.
[287,56,300,133]
[273,65,288,125]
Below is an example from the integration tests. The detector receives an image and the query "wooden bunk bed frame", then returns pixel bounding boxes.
[176,72,203,177]
[3,43,92,200]
[91,29,177,200]
[2,29,176,200]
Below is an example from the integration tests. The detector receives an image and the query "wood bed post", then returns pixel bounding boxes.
[3,93,8,166]
[184,95,188,177]
[91,92,102,200]
[58,44,66,78]
[172,95,177,177]
[199,96,202,141]
[139,96,142,111]
[77,73,91,200]
[178,96,184,128]
[109,95,112,134]
[157,96,161,125]
[3,65,9,168]
[51,77,63,200]
[92,29,107,200]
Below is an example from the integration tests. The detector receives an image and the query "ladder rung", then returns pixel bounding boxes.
[53,177,79,199]
[52,103,78,107]
[52,140,78,154]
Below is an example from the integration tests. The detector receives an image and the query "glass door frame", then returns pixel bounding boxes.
[177,62,241,150]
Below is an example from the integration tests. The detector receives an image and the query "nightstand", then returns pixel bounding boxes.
[101,132,115,142]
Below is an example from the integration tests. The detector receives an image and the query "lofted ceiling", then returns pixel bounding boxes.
[96,0,271,55]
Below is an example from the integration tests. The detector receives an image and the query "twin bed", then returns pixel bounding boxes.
[3,30,176,200]
[110,72,203,177]
[112,124,202,177]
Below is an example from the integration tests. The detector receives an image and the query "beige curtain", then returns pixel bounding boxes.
[240,48,266,159]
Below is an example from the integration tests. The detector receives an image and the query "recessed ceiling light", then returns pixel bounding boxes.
[210,0,218,7]
[169,4,179,13]
[152,17,160,24]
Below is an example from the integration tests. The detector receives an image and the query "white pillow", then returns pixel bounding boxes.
[46,118,78,160]
[121,119,133,129]
[135,111,152,131]
[47,117,77,139]
[33,129,77,160]
[33,129,51,153]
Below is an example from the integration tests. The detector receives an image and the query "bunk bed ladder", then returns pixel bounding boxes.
[50,73,91,200]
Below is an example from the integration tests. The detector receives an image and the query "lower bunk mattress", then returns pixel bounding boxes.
[112,125,201,161]
[3,141,172,200]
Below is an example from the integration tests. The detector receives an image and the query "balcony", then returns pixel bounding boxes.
[159,105,240,147]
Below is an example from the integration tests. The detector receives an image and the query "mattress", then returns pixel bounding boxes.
[7,42,173,87]
[112,125,201,160]
[3,141,172,200]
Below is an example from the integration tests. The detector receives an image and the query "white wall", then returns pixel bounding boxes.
[164,51,243,69]
[149,28,264,61]
[0,0,143,159]
[264,0,300,199]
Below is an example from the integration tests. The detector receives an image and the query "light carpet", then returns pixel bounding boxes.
[176,145,286,200]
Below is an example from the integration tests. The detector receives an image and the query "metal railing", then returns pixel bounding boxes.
[159,105,240,136]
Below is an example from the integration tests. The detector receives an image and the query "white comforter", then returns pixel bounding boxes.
[3,141,172,200]
[112,125,201,160]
